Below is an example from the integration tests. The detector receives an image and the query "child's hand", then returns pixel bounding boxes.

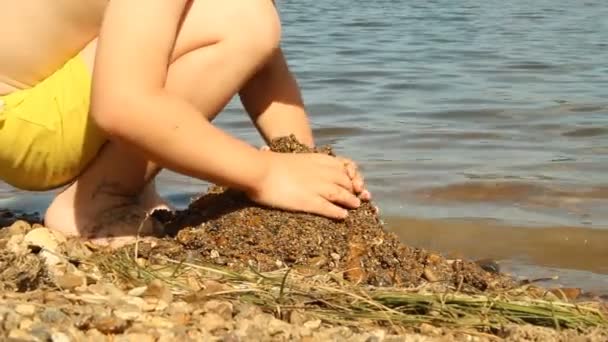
[247,152,364,219]
[337,157,371,201]
[259,145,371,202]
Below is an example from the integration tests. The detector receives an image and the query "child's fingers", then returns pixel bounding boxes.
[359,189,372,201]
[309,196,348,219]
[336,157,357,178]
[336,157,365,194]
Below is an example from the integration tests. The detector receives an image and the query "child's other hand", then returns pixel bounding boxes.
[247,151,363,219]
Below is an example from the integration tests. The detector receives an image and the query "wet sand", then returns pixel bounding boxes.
[385,216,608,296]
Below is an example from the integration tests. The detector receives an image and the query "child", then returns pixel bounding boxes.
[0,0,370,246]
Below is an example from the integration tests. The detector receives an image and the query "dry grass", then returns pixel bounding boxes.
[93,249,608,333]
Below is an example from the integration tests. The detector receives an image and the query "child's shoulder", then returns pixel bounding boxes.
[0,0,106,91]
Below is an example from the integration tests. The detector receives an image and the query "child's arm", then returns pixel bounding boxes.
[92,0,266,193]
[240,48,314,147]
[91,0,362,218]
[240,48,370,199]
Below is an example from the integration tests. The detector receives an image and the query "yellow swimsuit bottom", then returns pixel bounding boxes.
[0,55,106,191]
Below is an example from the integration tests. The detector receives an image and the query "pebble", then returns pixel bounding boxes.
[54,272,86,290]
[115,333,156,342]
[426,253,443,265]
[4,311,22,330]
[51,332,71,342]
[128,286,148,297]
[233,303,262,321]
[23,227,65,267]
[549,287,583,301]
[418,323,443,336]
[143,279,173,304]
[423,268,439,282]
[185,276,203,292]
[167,301,193,315]
[19,318,34,330]
[289,310,306,325]
[8,328,32,341]
[222,332,241,342]
[156,332,177,342]
[199,312,229,332]
[29,323,53,341]
[170,312,191,326]
[93,315,129,334]
[200,280,228,295]
[7,220,30,236]
[86,328,108,342]
[303,319,322,330]
[143,302,158,312]
[475,259,500,274]
[114,305,142,321]
[134,258,147,268]
[76,293,111,305]
[267,317,292,337]
[148,316,175,329]
[307,256,328,268]
[6,234,27,255]
[155,300,169,312]
[15,304,37,316]
[233,319,265,341]
[214,257,228,265]
[313,326,355,341]
[203,300,233,320]
[367,329,387,341]
[89,282,125,297]
[124,296,147,310]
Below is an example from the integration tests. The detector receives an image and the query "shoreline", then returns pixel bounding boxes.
[385,216,608,282]
[3,205,608,297]
[1,215,606,341]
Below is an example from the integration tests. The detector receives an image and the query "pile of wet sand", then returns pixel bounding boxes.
[146,135,513,292]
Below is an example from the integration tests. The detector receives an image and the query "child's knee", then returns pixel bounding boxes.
[182,0,281,63]
[225,0,282,61]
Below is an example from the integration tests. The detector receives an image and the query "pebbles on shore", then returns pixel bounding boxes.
[0,219,606,341]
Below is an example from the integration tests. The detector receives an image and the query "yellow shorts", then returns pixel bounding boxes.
[0,55,106,191]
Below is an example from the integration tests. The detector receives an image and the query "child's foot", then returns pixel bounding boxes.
[44,182,172,249]
[84,203,166,248]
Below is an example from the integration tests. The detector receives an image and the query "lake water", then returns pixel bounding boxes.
[1,0,608,294]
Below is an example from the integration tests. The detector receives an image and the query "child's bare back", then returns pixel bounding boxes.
[0,0,106,94]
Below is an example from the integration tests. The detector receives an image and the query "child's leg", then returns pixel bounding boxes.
[45,0,283,246]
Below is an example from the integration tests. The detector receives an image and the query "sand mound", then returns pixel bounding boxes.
[143,135,513,292]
